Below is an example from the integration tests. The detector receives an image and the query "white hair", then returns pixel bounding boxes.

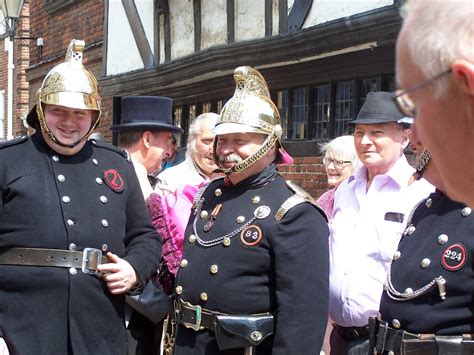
[187,112,219,155]
[400,0,474,95]
[319,135,361,173]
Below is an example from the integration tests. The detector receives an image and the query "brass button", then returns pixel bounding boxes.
[69,243,76,251]
[96,177,103,184]
[406,225,416,236]
[200,210,209,219]
[69,267,77,275]
[200,292,208,301]
[392,319,401,329]
[438,234,448,244]
[425,198,432,208]
[101,219,109,227]
[189,234,197,243]
[101,244,108,252]
[223,238,231,247]
[57,174,65,182]
[92,158,99,166]
[52,155,59,162]
[67,219,74,226]
[62,196,71,203]
[404,288,414,295]
[180,259,188,268]
[251,196,260,204]
[420,258,431,269]
[175,286,183,295]
[214,189,222,197]
[100,196,108,203]
[210,264,218,274]
[236,216,245,224]
[393,251,401,261]
[462,207,472,217]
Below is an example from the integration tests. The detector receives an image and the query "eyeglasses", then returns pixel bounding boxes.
[323,157,352,169]
[392,68,452,118]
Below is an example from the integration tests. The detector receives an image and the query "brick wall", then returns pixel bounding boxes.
[0,0,30,139]
[26,0,104,135]
[278,156,330,199]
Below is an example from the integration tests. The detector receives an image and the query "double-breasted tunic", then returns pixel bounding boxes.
[173,165,329,354]
[380,190,474,334]
[0,133,161,354]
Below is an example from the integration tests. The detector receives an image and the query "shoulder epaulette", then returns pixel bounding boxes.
[275,180,327,222]
[0,136,28,149]
[192,180,212,209]
[90,139,131,163]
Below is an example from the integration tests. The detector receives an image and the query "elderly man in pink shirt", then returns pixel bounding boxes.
[328,92,434,355]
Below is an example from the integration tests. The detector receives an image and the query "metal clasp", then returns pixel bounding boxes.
[82,248,103,275]
[180,300,203,331]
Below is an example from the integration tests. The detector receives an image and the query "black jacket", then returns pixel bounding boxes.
[173,165,329,354]
[0,133,161,354]
[380,190,474,334]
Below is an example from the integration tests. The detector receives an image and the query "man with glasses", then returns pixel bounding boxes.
[394,0,474,208]
[328,92,433,354]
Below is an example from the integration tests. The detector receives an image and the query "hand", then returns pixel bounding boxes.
[97,252,138,295]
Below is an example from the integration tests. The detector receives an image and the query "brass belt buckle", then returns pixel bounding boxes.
[181,300,203,331]
[82,248,103,275]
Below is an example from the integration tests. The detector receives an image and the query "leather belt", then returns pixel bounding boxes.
[174,299,226,331]
[0,247,107,275]
[333,323,369,341]
[374,320,474,355]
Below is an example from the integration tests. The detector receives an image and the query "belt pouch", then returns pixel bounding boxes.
[214,314,274,350]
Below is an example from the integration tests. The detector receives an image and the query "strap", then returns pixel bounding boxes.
[0,247,107,274]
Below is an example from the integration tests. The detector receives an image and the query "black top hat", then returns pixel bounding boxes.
[349,91,408,126]
[110,96,183,134]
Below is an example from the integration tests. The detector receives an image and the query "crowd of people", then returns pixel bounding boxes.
[0,0,473,354]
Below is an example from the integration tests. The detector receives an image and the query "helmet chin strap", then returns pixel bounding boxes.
[218,125,282,175]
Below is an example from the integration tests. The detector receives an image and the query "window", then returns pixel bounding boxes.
[313,85,330,140]
[290,87,307,140]
[188,104,196,121]
[335,81,354,136]
[277,90,288,139]
[360,76,380,104]
[44,0,77,14]
[201,102,211,113]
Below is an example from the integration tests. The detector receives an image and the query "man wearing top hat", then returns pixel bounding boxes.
[170,66,329,354]
[110,96,183,355]
[328,91,434,354]
[111,96,184,200]
[0,40,161,354]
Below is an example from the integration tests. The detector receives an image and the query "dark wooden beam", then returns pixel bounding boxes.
[287,0,312,33]
[121,0,155,68]
[279,0,287,34]
[265,0,273,37]
[193,0,201,52]
[227,0,235,43]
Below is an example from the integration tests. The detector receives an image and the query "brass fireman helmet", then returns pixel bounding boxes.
[213,66,289,174]
[213,66,281,137]
[27,39,102,148]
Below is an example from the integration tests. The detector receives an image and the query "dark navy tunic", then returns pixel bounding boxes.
[0,133,161,354]
[380,190,474,334]
[173,165,329,354]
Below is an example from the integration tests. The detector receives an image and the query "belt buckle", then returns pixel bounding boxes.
[180,300,203,331]
[82,248,103,275]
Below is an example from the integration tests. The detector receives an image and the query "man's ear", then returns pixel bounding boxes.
[142,131,152,148]
[452,59,474,96]
[401,128,410,149]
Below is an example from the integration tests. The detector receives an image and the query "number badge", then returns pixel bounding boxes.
[441,243,467,271]
[240,224,263,247]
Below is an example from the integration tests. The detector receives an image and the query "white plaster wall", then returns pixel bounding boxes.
[234,0,265,42]
[107,0,155,75]
[272,0,279,36]
[159,14,165,64]
[201,0,227,50]
[169,1,194,60]
[303,0,394,28]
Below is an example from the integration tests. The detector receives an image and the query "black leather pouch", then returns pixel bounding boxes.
[214,313,274,350]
